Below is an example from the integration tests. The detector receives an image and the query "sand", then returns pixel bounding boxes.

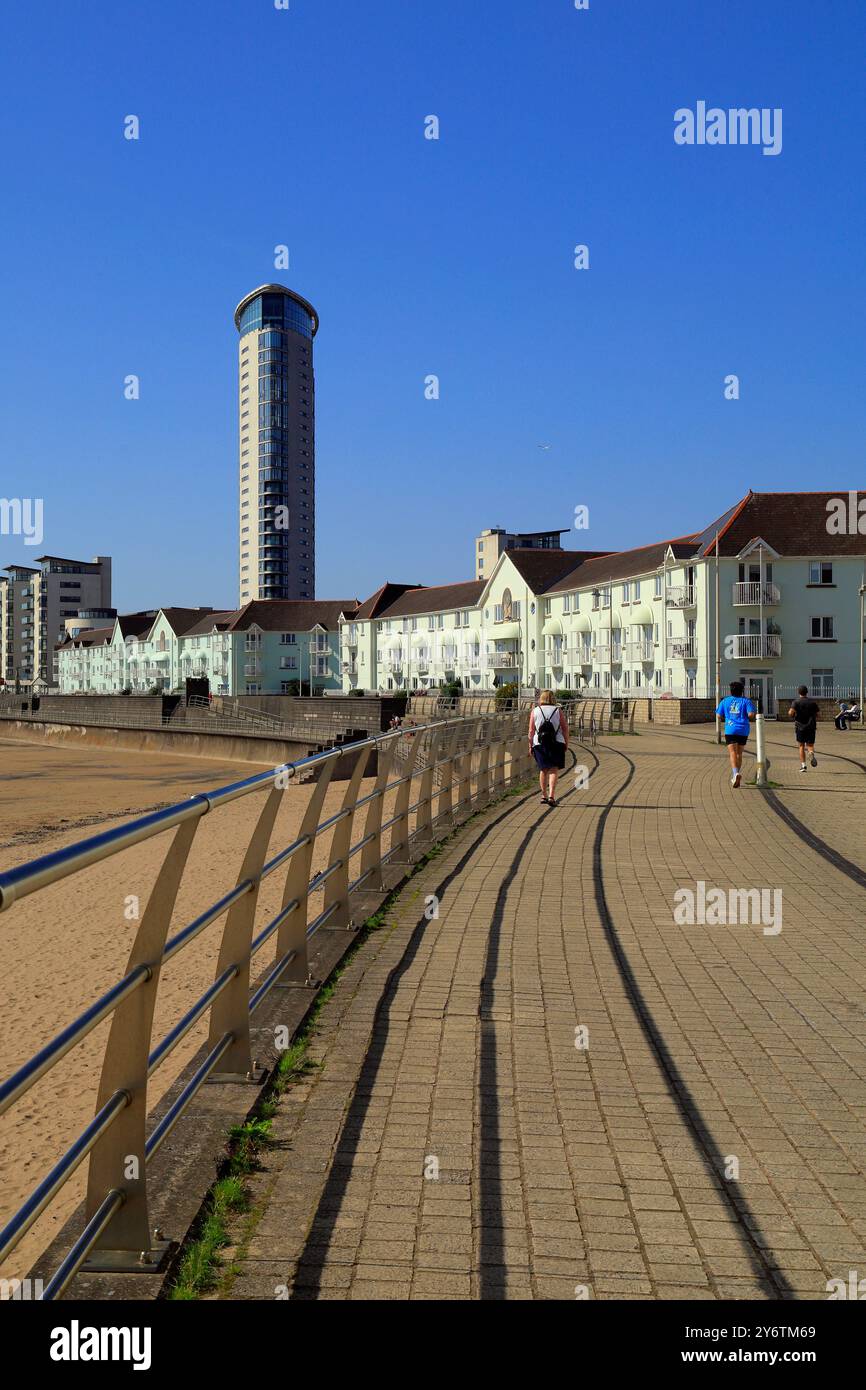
[0,733,402,1282]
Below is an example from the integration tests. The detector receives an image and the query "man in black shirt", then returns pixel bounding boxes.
[788,684,819,771]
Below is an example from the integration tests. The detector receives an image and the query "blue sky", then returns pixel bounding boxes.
[0,0,863,611]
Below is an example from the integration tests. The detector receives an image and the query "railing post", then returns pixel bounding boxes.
[474,721,491,803]
[322,744,373,930]
[388,729,424,865]
[454,739,472,820]
[434,722,462,825]
[83,815,201,1268]
[276,756,337,984]
[413,727,442,847]
[207,785,284,1078]
[755,713,769,788]
[358,737,398,894]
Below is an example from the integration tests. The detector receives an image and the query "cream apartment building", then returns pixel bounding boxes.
[56,600,356,696]
[343,493,866,712]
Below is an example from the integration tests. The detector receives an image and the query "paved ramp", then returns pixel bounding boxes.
[222,729,866,1300]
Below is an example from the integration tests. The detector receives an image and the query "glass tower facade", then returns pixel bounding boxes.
[235,285,318,604]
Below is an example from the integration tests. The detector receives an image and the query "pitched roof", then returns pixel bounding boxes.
[226,599,359,633]
[183,610,238,637]
[55,626,114,650]
[369,580,486,621]
[547,537,700,591]
[503,548,613,592]
[157,607,217,636]
[354,583,424,621]
[116,611,158,639]
[704,491,866,557]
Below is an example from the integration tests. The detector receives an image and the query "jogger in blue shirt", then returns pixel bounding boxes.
[716,680,756,789]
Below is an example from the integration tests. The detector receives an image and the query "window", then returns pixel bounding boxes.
[495,604,503,622]
[622,582,630,603]
[437,614,444,629]
[428,616,435,630]
[811,668,834,695]
[462,611,470,627]
[810,616,835,640]
[809,561,833,586]
[563,595,570,613]
[544,599,552,616]
[513,600,521,619]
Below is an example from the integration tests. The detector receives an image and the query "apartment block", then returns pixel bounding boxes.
[0,554,111,688]
[56,600,358,696]
[345,493,866,711]
[475,525,570,579]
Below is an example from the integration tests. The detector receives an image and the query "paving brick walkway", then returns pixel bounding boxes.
[222,727,866,1300]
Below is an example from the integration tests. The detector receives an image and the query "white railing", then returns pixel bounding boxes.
[592,645,610,663]
[730,634,782,659]
[732,582,780,606]
[666,585,695,607]
[671,638,698,659]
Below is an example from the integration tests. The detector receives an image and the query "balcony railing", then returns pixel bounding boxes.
[489,652,518,668]
[592,645,610,664]
[666,585,695,608]
[625,641,655,662]
[730,634,782,659]
[732,582,780,606]
[671,638,698,660]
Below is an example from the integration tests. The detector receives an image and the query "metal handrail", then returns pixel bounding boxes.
[0,709,532,1298]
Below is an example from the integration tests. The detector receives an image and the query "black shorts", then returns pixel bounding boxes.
[795,725,816,744]
[725,734,748,746]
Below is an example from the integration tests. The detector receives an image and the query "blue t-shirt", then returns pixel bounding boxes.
[716,695,755,736]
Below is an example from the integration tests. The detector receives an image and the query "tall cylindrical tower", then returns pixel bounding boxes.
[234,284,318,604]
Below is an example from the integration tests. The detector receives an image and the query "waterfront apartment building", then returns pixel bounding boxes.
[475,525,570,579]
[343,493,866,711]
[235,285,318,606]
[56,600,357,697]
[0,554,111,688]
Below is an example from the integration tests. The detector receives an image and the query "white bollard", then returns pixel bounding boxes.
[755,713,768,787]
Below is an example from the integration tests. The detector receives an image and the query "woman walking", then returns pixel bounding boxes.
[528,689,568,806]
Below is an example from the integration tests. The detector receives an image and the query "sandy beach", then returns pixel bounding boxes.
[0,732,400,1282]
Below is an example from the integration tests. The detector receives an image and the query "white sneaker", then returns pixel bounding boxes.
[800,763,807,772]
[732,771,741,789]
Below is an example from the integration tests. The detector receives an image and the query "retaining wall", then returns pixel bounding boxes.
[0,720,374,780]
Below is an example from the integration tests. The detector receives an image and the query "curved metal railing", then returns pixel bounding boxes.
[0,710,531,1299]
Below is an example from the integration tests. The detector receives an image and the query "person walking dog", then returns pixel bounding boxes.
[529,689,568,806]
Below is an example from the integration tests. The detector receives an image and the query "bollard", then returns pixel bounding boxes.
[755,713,768,787]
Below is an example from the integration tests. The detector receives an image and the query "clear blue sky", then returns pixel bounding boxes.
[0,0,863,612]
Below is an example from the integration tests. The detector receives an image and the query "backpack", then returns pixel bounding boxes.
[537,706,560,756]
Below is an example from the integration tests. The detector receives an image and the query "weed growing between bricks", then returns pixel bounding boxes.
[162,774,535,1300]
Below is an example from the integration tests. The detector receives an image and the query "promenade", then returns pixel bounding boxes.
[219,723,866,1301]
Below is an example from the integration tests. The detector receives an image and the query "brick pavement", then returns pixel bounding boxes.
[220,727,866,1300]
